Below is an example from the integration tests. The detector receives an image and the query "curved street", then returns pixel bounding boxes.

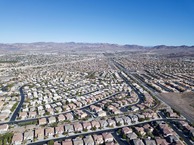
[9,86,25,121]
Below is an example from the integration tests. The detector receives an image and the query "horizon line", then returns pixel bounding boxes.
[0,41,194,47]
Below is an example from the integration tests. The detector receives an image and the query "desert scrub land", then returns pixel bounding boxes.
[160,92,194,122]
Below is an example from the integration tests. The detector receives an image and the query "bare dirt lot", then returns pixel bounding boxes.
[159,92,194,122]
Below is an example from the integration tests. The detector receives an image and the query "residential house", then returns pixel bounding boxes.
[90,105,102,113]
[39,118,47,125]
[99,120,108,128]
[115,117,124,126]
[130,115,138,123]
[143,139,156,145]
[162,127,173,137]
[65,124,74,133]
[48,116,56,124]
[179,121,189,127]
[58,114,66,122]
[143,124,154,133]
[166,135,179,144]
[45,127,54,138]
[38,110,45,116]
[28,111,37,118]
[112,108,121,115]
[54,141,61,145]
[24,130,34,141]
[122,100,128,105]
[93,134,104,145]
[137,104,145,110]
[73,137,84,145]
[47,108,55,115]
[82,122,92,130]
[19,112,28,120]
[97,111,107,117]
[12,133,23,145]
[107,119,116,127]
[37,106,44,111]
[63,105,70,111]
[62,139,73,145]
[81,100,87,106]
[73,123,83,132]
[84,135,95,145]
[55,125,64,135]
[0,113,8,122]
[122,127,133,135]
[22,107,29,112]
[131,139,145,145]
[122,116,131,125]
[1,107,11,114]
[137,114,145,120]
[155,138,168,145]
[102,132,114,143]
[45,104,51,109]
[135,127,146,136]
[131,106,139,112]
[127,132,138,141]
[75,110,88,119]
[75,101,82,108]
[65,113,74,121]
[91,120,100,129]
[0,124,9,133]
[143,112,152,119]
[55,106,63,113]
[35,128,44,140]
[68,103,77,110]
[29,107,36,112]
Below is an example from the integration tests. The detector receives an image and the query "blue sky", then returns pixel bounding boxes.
[0,0,194,46]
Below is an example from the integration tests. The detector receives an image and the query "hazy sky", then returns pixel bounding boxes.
[0,0,194,45]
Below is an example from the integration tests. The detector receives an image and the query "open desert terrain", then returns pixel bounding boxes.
[160,92,194,122]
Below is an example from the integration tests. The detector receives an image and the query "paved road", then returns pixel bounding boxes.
[156,82,173,92]
[119,72,144,102]
[129,72,194,123]
[113,59,194,123]
[112,131,129,145]
[9,87,25,121]
[118,72,143,112]
[0,92,120,125]
[159,112,193,145]
[27,118,186,145]
[155,93,194,123]
[111,59,193,145]
[79,92,120,110]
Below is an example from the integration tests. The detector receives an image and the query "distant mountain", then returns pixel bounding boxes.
[0,42,121,54]
[0,42,193,53]
[123,44,145,49]
[152,45,194,49]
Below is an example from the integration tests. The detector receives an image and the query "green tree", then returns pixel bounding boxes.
[92,126,97,130]
[117,129,121,135]
[3,138,7,145]
[116,122,121,126]
[48,140,54,145]
[122,134,127,139]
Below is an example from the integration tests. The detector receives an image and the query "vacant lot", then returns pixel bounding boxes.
[159,92,194,122]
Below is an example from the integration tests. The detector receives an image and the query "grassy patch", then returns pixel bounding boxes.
[11,102,18,112]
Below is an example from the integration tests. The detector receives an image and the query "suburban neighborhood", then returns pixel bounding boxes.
[0,43,194,145]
